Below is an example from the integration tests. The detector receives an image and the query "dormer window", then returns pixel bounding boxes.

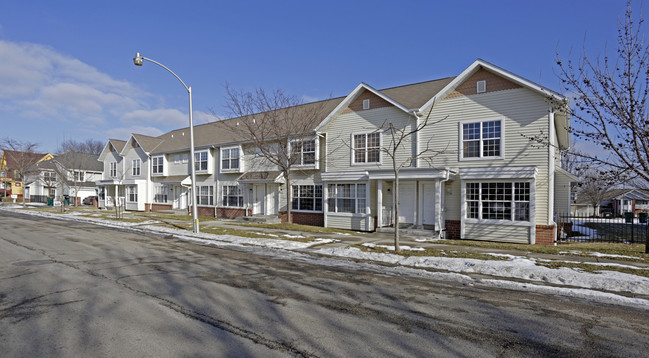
[362,99,370,110]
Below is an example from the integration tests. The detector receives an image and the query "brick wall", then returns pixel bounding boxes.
[536,225,556,245]
[216,207,248,219]
[193,206,216,217]
[446,68,521,99]
[281,211,324,226]
[149,203,172,212]
[445,220,461,240]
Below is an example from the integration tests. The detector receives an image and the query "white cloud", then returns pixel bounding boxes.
[121,108,187,127]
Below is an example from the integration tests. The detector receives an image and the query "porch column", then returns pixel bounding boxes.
[323,184,328,227]
[365,178,371,231]
[435,180,443,230]
[377,180,383,229]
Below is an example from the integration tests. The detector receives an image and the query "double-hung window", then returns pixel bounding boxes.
[194,151,208,172]
[110,162,117,177]
[221,147,240,171]
[127,185,137,202]
[152,156,164,175]
[291,139,316,166]
[154,185,168,203]
[196,185,214,206]
[222,185,243,207]
[465,182,530,221]
[73,171,84,182]
[292,185,322,211]
[461,119,502,159]
[352,132,380,164]
[327,183,367,214]
[132,159,141,176]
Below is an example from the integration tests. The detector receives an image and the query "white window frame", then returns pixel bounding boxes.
[174,154,180,164]
[222,185,244,207]
[327,183,367,214]
[154,185,168,203]
[126,185,138,203]
[362,98,370,110]
[463,181,531,223]
[132,159,141,176]
[196,185,214,206]
[291,184,323,212]
[220,146,242,173]
[109,162,117,178]
[152,156,164,175]
[194,150,209,173]
[459,118,504,161]
[290,137,318,168]
[351,131,381,165]
[73,170,84,182]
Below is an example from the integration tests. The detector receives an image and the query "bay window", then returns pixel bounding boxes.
[465,182,530,221]
[327,183,367,214]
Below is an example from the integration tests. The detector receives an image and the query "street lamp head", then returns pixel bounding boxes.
[133,52,143,66]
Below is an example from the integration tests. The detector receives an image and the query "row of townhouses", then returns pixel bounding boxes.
[96,59,577,245]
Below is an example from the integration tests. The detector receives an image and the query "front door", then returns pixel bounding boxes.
[253,184,265,215]
[398,182,416,224]
[422,182,436,227]
[267,184,279,215]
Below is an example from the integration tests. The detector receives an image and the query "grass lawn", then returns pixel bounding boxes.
[226,222,359,235]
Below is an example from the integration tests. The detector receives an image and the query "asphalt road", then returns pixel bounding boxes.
[1,211,648,357]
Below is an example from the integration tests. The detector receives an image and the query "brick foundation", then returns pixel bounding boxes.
[216,207,248,219]
[445,220,461,240]
[536,225,556,245]
[281,211,324,226]
[194,206,216,217]
[148,203,172,212]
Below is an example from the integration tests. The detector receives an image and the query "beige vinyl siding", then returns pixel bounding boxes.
[327,214,367,231]
[323,107,414,172]
[104,151,123,179]
[123,146,148,180]
[419,88,551,225]
[443,179,461,220]
[464,223,530,244]
[554,172,572,215]
[167,152,189,176]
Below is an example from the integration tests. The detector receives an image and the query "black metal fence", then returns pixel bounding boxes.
[557,212,649,244]
[29,195,49,204]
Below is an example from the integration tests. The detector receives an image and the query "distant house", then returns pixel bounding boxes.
[571,188,649,216]
[0,150,53,198]
[24,152,103,205]
[97,59,576,245]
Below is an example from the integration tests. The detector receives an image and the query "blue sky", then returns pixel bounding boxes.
[0,1,635,154]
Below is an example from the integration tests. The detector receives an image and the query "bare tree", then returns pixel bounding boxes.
[555,1,649,186]
[0,138,44,207]
[57,139,104,155]
[54,152,99,207]
[577,168,614,216]
[223,85,329,223]
[373,104,449,251]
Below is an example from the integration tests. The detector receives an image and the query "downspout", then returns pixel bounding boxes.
[548,107,557,245]
[438,169,453,239]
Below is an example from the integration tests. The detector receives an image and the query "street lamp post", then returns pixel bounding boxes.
[133,52,199,233]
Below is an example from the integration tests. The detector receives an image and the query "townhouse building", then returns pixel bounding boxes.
[97,59,575,244]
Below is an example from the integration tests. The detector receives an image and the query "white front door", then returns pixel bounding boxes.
[398,182,416,224]
[253,184,265,215]
[422,182,436,226]
[267,184,279,215]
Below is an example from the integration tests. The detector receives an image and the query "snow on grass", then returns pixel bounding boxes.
[313,246,649,296]
[362,243,425,251]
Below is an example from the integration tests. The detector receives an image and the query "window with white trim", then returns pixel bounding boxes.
[110,162,117,177]
[291,139,316,166]
[292,185,322,212]
[44,171,56,182]
[154,185,168,203]
[461,119,502,159]
[126,185,137,203]
[73,170,84,182]
[221,147,240,171]
[194,151,208,172]
[465,182,530,221]
[152,156,164,174]
[174,155,180,164]
[327,183,367,214]
[352,132,380,164]
[132,159,141,176]
[222,185,243,207]
[196,185,214,206]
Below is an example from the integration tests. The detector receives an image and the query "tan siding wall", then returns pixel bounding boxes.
[419,88,551,225]
[327,215,367,231]
[464,223,530,243]
[554,172,572,215]
[324,107,414,172]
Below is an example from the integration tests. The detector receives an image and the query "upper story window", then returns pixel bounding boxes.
[73,171,84,182]
[352,132,380,164]
[132,159,141,176]
[221,147,241,172]
[152,156,164,175]
[110,162,117,177]
[43,171,56,182]
[291,139,316,166]
[461,119,503,159]
[194,151,208,172]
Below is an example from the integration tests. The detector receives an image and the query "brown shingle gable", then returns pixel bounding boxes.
[445,68,521,99]
[342,89,393,113]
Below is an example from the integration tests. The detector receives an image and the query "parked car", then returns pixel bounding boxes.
[82,196,98,205]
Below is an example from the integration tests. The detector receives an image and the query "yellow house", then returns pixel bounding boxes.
[0,150,53,197]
